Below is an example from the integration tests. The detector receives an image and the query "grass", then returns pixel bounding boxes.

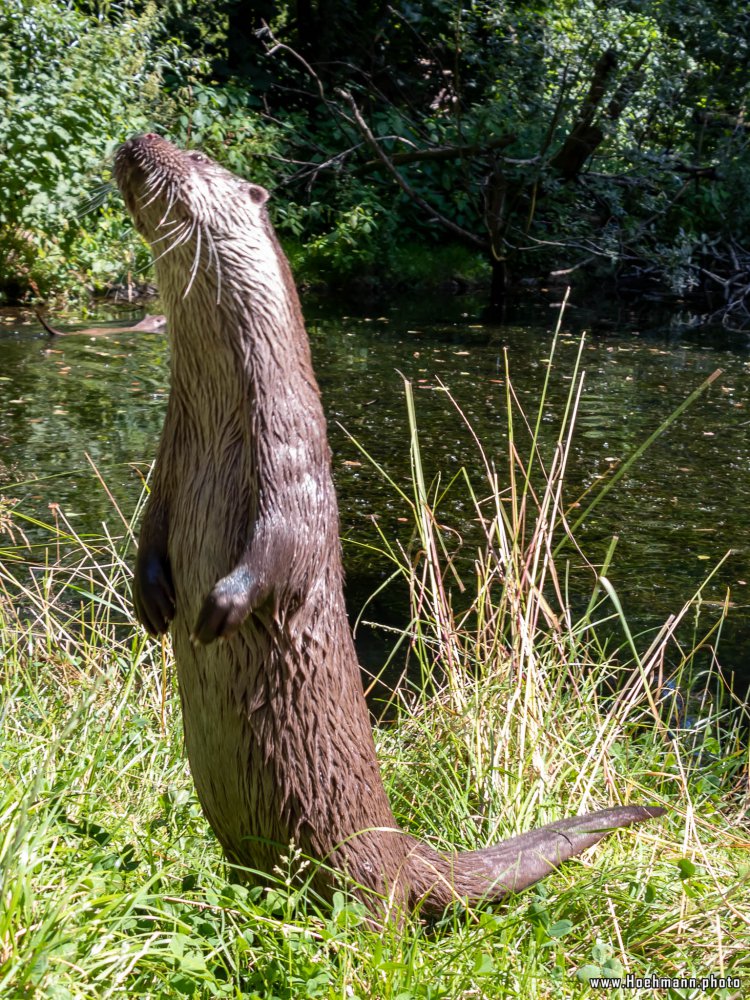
[1,329,749,998]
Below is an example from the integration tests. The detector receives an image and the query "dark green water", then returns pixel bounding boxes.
[1,297,748,692]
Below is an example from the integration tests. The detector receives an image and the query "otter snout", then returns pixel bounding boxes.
[113,134,190,237]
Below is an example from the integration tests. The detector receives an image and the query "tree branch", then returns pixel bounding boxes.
[550,48,618,180]
[338,88,488,250]
[360,133,516,170]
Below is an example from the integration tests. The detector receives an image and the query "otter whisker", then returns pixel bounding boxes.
[140,176,169,210]
[204,226,223,305]
[183,223,203,299]
[139,171,163,197]
[167,220,198,260]
[157,183,178,228]
[77,181,115,217]
[141,169,161,190]
[150,220,194,265]
[149,219,190,248]
[153,220,187,240]
[166,220,196,257]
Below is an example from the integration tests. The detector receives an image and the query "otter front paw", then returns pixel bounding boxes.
[134,550,175,636]
[192,567,256,644]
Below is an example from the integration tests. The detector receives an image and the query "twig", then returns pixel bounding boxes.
[259,24,326,103]
[34,309,63,338]
[361,133,515,170]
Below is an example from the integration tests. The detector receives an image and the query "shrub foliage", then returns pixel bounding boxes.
[2,0,749,319]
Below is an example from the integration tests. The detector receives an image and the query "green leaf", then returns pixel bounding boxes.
[677,858,698,878]
[169,974,199,996]
[51,125,73,143]
[576,965,602,983]
[473,952,495,975]
[547,919,574,938]
[169,932,191,958]
[591,941,613,964]
[41,150,62,169]
[603,957,624,976]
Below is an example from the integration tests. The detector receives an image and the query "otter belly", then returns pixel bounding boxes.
[171,619,292,874]
[166,450,291,871]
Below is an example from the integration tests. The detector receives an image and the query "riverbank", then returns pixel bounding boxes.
[1,367,747,996]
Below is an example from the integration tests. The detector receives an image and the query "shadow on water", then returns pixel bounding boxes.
[1,294,749,700]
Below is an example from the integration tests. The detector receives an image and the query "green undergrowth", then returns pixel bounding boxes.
[1,333,749,998]
[286,238,488,296]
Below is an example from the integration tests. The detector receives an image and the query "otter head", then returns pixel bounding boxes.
[113,134,280,311]
[114,133,269,244]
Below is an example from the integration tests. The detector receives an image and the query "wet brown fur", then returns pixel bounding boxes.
[115,134,663,920]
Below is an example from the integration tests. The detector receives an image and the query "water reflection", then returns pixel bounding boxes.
[1,299,748,691]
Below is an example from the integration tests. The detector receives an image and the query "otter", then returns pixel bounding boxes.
[114,134,663,919]
[36,310,167,338]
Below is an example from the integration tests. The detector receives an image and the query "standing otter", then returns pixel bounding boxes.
[114,134,662,919]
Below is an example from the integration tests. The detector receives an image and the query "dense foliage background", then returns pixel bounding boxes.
[1,0,749,321]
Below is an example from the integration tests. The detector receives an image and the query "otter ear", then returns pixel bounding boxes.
[247,184,269,206]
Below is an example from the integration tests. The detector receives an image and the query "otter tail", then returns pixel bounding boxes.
[34,309,64,338]
[406,805,665,914]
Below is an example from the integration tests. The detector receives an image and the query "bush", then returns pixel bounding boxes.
[0,0,194,301]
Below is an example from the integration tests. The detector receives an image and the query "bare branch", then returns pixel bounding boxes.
[258,23,327,103]
[338,88,488,250]
[361,133,515,170]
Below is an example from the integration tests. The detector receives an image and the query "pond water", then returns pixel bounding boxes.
[1,296,749,695]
